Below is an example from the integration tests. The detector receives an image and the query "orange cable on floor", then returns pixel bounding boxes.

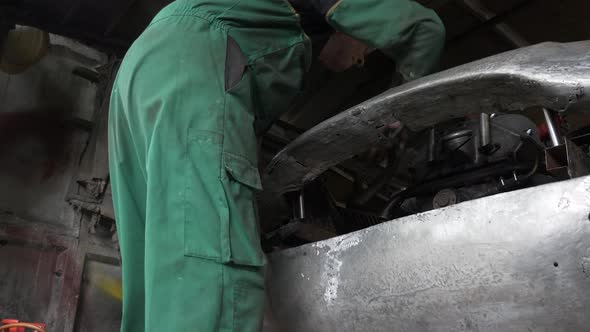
[0,322,46,332]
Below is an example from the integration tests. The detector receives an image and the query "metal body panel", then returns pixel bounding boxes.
[267,176,590,332]
[263,41,590,193]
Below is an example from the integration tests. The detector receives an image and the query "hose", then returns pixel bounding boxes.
[516,155,539,181]
[0,323,45,332]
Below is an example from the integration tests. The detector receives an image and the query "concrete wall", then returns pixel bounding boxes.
[0,33,103,227]
[0,33,121,331]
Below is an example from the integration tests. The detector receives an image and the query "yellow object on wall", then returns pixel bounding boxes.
[0,26,49,74]
[96,274,123,302]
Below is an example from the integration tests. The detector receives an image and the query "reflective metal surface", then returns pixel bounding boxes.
[267,176,590,332]
[543,108,562,147]
[545,138,590,179]
[480,112,490,148]
[263,41,590,193]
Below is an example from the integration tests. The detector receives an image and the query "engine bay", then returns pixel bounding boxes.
[261,41,590,248]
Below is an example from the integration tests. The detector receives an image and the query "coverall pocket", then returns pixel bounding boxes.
[184,131,228,261]
[222,152,266,267]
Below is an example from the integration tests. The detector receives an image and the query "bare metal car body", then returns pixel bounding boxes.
[263,41,590,332]
[263,41,590,194]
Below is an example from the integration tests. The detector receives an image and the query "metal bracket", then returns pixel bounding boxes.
[545,138,590,178]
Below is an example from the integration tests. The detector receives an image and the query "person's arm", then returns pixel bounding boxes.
[311,0,445,81]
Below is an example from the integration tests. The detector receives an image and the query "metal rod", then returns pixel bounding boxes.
[543,108,561,147]
[480,112,491,147]
[428,127,436,162]
[379,193,405,220]
[473,127,482,164]
[297,191,305,220]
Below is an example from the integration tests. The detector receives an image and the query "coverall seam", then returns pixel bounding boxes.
[220,66,229,183]
[221,263,231,331]
[219,177,231,262]
[144,105,172,179]
[247,39,309,64]
[148,14,204,28]
[219,31,231,262]
[197,11,232,32]
[188,129,224,140]
[116,84,149,182]
[218,70,229,263]
[216,0,244,20]
[183,253,222,260]
[232,282,238,331]
[222,170,261,192]
[223,151,257,168]
[148,15,177,27]
[148,12,230,33]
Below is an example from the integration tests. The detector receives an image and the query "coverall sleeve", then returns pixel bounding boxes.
[320,0,445,81]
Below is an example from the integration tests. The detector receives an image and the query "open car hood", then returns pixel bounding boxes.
[263,41,590,194]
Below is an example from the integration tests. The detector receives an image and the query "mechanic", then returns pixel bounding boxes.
[107,0,444,330]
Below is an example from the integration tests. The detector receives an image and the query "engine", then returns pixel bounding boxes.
[274,112,572,243]
[262,105,590,250]
[388,112,544,218]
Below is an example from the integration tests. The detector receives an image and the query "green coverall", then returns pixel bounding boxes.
[107,0,444,330]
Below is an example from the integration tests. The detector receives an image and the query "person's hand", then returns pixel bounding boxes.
[318,32,373,72]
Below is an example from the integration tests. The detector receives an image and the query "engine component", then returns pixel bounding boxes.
[296,191,305,220]
[480,112,491,152]
[441,128,472,157]
[546,137,590,179]
[377,113,541,219]
[543,108,562,147]
[420,113,540,176]
[432,189,457,208]
[334,208,383,233]
[542,107,590,179]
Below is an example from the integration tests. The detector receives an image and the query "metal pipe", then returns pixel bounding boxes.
[428,127,436,162]
[297,191,305,220]
[543,108,561,147]
[473,128,482,164]
[480,113,491,147]
[379,193,405,220]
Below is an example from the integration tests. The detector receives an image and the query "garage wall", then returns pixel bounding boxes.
[0,34,121,331]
